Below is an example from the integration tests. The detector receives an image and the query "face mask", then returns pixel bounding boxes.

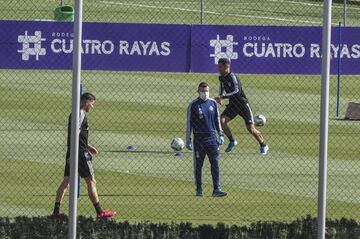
[199,91,209,101]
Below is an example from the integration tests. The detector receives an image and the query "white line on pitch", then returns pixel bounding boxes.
[101,1,322,24]
[268,0,360,10]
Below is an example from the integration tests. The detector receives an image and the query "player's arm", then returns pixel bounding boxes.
[214,101,223,136]
[79,111,98,156]
[222,74,240,98]
[186,102,193,143]
[215,83,225,105]
[77,111,86,134]
[214,101,224,145]
[186,102,193,150]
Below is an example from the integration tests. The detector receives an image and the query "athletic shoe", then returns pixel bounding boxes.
[212,189,227,197]
[260,144,269,156]
[225,140,238,153]
[196,189,204,197]
[98,210,117,218]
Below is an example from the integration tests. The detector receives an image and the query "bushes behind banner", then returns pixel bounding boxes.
[1,215,360,239]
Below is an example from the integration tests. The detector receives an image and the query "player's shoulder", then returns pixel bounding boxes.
[229,72,238,78]
[208,98,219,107]
[80,109,87,118]
[208,98,217,104]
[229,72,240,83]
[188,98,200,107]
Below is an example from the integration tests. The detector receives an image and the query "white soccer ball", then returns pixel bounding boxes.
[255,115,266,126]
[170,138,185,151]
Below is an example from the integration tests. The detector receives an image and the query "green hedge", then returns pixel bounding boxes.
[1,215,360,239]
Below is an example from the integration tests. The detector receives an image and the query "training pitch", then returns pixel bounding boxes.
[0,0,360,225]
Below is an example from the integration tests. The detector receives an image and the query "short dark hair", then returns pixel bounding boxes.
[198,82,209,88]
[81,92,96,103]
[218,58,231,65]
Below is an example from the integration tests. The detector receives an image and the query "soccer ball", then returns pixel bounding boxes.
[255,115,266,126]
[170,138,185,151]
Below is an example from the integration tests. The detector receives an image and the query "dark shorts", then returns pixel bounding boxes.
[222,102,254,125]
[64,151,94,178]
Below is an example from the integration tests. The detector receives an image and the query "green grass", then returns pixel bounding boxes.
[0,70,359,225]
[0,0,360,226]
[1,0,360,26]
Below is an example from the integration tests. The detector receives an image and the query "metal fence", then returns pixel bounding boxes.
[0,0,360,226]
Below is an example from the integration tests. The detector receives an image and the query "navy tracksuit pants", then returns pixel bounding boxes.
[193,136,221,191]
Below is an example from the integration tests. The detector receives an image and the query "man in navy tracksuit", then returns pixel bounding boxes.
[186,82,227,197]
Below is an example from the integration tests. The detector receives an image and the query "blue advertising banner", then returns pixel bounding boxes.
[192,25,360,74]
[0,20,191,72]
[0,20,359,74]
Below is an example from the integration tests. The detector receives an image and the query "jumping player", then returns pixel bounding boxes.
[52,93,116,218]
[186,82,227,197]
[215,58,269,155]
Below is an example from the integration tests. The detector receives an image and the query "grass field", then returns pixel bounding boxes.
[1,0,360,26]
[0,70,359,225]
[0,0,360,226]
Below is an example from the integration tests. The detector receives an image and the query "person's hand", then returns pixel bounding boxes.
[186,141,193,151]
[218,135,225,145]
[215,96,222,105]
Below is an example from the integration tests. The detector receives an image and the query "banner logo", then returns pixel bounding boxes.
[17,31,46,61]
[210,35,238,64]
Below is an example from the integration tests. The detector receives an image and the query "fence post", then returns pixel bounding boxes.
[68,0,83,238]
[336,22,342,118]
[77,84,84,199]
[318,0,332,239]
[343,0,347,26]
[200,0,204,24]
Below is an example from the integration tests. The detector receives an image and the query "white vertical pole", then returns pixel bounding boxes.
[200,0,204,24]
[68,0,83,238]
[343,0,347,26]
[318,1,332,239]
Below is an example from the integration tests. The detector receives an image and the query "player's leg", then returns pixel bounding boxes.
[55,177,69,203]
[246,124,268,155]
[246,124,264,144]
[84,176,102,212]
[53,176,69,215]
[53,161,70,216]
[193,142,206,196]
[80,152,116,217]
[83,175,116,217]
[242,103,269,155]
[84,176,99,204]
[220,115,233,140]
[206,144,227,197]
[221,106,238,153]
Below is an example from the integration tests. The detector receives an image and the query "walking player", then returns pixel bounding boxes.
[52,93,116,218]
[215,58,269,155]
[186,82,227,197]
